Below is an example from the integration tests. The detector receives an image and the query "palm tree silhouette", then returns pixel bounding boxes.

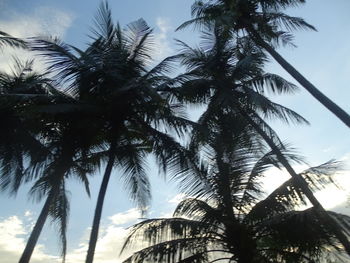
[178,0,350,128]
[122,122,350,262]
[160,27,350,255]
[0,59,100,263]
[0,60,104,262]
[31,3,198,262]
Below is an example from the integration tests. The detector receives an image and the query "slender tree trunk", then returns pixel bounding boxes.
[248,28,350,129]
[216,146,256,263]
[216,148,235,220]
[19,190,56,263]
[242,112,350,255]
[86,145,116,263]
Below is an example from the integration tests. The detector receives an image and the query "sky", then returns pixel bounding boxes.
[0,0,350,262]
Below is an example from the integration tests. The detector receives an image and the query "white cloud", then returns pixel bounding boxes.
[1,7,73,39]
[65,225,144,263]
[167,193,187,204]
[0,215,59,263]
[108,208,140,226]
[87,225,133,263]
[158,211,174,218]
[316,170,350,210]
[0,216,26,250]
[0,207,145,263]
[24,210,32,217]
[0,6,74,73]
[261,166,305,195]
[322,146,334,153]
[65,208,144,263]
[315,186,348,210]
[152,17,173,62]
[341,152,350,168]
[262,163,350,211]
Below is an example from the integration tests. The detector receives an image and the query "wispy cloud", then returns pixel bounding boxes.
[0,6,74,73]
[108,208,141,226]
[0,7,73,38]
[167,193,187,204]
[0,214,60,263]
[65,208,143,263]
[262,163,350,210]
[152,17,173,62]
[2,171,350,263]
[0,208,144,263]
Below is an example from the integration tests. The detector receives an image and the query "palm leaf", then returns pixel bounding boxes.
[0,31,26,49]
[246,160,341,222]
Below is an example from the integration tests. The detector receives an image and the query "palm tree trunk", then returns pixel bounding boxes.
[248,28,350,129]
[86,145,116,263]
[242,112,350,255]
[216,146,256,263]
[19,190,55,263]
[215,148,235,219]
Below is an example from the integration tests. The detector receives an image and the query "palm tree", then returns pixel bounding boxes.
[31,3,199,262]
[178,0,350,128]
[0,58,60,200]
[0,59,50,195]
[18,130,97,263]
[18,104,105,263]
[160,27,350,254]
[0,59,101,263]
[122,124,350,262]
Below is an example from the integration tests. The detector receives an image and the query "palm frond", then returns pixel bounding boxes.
[123,237,209,263]
[174,198,220,223]
[116,143,151,212]
[176,17,211,32]
[91,1,115,42]
[256,207,341,261]
[265,12,317,32]
[247,160,341,222]
[30,37,82,89]
[248,73,299,94]
[259,0,307,11]
[49,183,70,261]
[125,19,153,63]
[0,31,27,49]
[240,88,309,125]
[122,216,218,263]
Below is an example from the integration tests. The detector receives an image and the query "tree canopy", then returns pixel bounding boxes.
[0,1,349,263]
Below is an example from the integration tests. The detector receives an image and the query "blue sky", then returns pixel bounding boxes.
[0,0,350,262]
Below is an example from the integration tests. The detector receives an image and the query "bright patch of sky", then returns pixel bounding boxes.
[0,0,350,261]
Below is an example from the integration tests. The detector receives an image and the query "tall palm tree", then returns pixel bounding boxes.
[31,3,199,262]
[122,123,350,262]
[160,27,350,254]
[0,59,50,195]
[178,0,350,128]
[0,59,101,263]
[18,130,97,263]
[18,104,105,263]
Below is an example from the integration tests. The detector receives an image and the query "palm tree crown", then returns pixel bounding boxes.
[122,124,350,262]
[178,0,350,128]
[0,58,101,262]
[159,26,350,258]
[31,2,199,262]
